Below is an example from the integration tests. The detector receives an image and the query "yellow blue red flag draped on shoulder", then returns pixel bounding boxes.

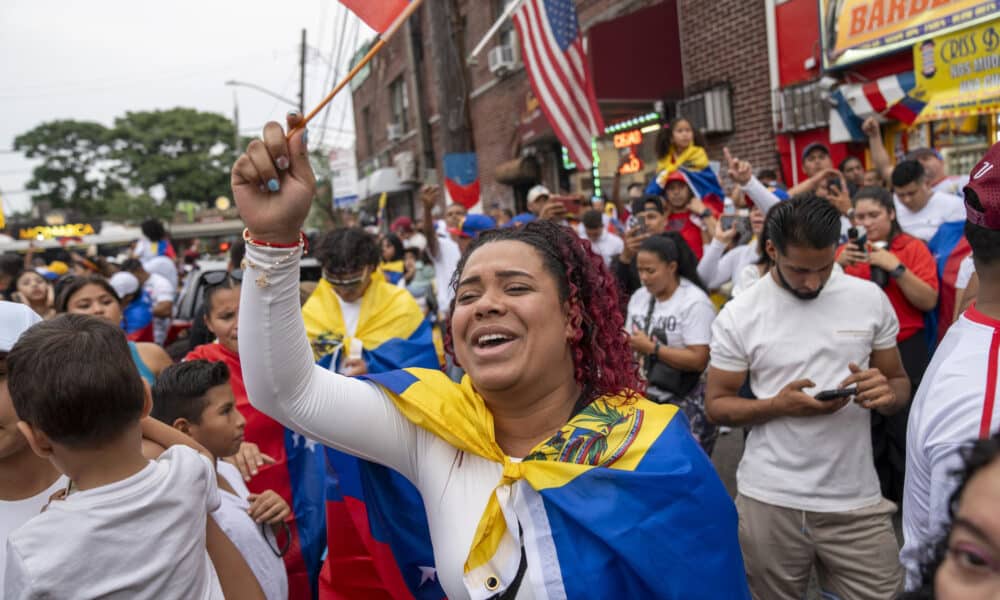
[363,367,751,599]
[302,277,438,372]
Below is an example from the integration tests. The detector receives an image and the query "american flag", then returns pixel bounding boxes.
[513,0,604,169]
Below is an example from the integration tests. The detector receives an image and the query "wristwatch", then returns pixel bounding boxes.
[699,208,714,219]
[889,264,907,279]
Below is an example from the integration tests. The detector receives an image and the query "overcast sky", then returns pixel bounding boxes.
[0,0,373,213]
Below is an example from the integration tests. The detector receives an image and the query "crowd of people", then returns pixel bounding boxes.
[0,108,998,600]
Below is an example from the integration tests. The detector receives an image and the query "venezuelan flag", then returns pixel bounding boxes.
[377,259,406,286]
[303,277,438,372]
[647,166,726,214]
[364,368,751,599]
[303,278,445,600]
[186,343,326,599]
[926,220,973,344]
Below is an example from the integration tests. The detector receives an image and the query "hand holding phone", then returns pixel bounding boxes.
[814,386,858,402]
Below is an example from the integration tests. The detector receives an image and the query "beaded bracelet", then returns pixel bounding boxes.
[242,228,309,253]
[241,229,305,288]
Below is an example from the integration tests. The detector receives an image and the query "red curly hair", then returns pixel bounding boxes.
[444,219,643,403]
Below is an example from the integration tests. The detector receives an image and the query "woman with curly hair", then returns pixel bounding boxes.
[230,115,748,599]
[900,433,1000,600]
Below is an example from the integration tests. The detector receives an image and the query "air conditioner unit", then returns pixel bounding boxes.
[386,123,403,141]
[676,86,734,135]
[774,81,829,133]
[488,44,516,77]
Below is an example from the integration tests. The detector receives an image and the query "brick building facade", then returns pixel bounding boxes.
[350,0,776,218]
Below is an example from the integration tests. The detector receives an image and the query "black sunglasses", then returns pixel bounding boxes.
[322,268,368,288]
[202,269,244,287]
[261,521,291,558]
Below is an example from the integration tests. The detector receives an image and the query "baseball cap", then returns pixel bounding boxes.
[449,214,497,239]
[527,185,551,204]
[390,216,414,233]
[0,301,43,352]
[964,141,1000,230]
[906,147,944,162]
[109,272,140,298]
[801,142,830,162]
[504,213,536,228]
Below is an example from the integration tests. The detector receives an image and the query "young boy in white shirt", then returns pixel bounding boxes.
[153,360,290,600]
[4,314,264,599]
[0,302,67,594]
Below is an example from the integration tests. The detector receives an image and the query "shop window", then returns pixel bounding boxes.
[389,77,409,134]
[775,81,829,133]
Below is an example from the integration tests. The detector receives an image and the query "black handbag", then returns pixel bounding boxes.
[642,297,701,397]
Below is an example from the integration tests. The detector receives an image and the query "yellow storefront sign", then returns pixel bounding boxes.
[913,19,1000,121]
[18,223,96,240]
[821,0,999,67]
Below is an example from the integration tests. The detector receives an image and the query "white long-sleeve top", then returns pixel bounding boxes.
[238,244,532,600]
[697,239,759,290]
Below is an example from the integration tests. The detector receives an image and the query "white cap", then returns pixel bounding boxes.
[0,301,43,352]
[109,272,140,299]
[527,185,551,204]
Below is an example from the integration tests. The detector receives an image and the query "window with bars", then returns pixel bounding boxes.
[774,81,830,133]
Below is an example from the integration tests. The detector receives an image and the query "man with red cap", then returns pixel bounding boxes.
[901,141,1000,590]
[389,216,427,251]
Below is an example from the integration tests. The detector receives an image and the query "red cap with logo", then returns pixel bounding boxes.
[964,141,1000,230]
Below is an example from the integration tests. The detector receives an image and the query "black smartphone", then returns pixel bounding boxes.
[814,386,858,402]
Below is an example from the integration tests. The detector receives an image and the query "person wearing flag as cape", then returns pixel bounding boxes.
[232,113,749,599]
[302,226,444,599]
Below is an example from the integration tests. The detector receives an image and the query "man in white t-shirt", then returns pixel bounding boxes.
[420,185,496,318]
[891,160,966,242]
[152,360,289,600]
[706,195,911,600]
[0,303,68,594]
[4,314,264,599]
[124,259,176,346]
[901,142,1000,589]
[580,209,624,266]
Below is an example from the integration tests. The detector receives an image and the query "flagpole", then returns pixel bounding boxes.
[289,0,426,139]
[467,0,526,63]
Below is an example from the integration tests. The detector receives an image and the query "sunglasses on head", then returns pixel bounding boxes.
[322,268,368,288]
[202,269,244,287]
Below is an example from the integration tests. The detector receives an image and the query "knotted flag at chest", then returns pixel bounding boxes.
[364,368,751,599]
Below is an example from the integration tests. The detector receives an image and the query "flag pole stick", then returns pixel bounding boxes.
[467,0,525,63]
[289,0,426,139]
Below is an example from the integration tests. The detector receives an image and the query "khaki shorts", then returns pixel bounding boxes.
[735,494,903,600]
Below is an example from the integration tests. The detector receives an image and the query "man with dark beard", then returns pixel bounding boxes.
[705,194,911,600]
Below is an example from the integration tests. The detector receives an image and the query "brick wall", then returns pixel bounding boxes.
[352,0,778,205]
[677,0,776,174]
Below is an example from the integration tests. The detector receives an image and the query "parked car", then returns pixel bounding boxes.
[172,256,321,328]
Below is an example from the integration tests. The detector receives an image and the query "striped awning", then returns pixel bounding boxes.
[829,72,926,143]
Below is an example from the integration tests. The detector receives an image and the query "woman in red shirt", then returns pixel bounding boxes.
[837,185,939,503]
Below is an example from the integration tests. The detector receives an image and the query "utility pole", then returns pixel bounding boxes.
[426,0,475,157]
[299,28,307,114]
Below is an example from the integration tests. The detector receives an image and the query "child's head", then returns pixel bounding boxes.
[152,360,244,459]
[0,302,43,461]
[7,313,149,458]
[669,117,694,151]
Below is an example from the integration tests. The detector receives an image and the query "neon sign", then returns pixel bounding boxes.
[613,129,642,149]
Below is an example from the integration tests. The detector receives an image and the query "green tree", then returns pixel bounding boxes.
[102,191,173,223]
[112,108,236,207]
[13,120,122,217]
